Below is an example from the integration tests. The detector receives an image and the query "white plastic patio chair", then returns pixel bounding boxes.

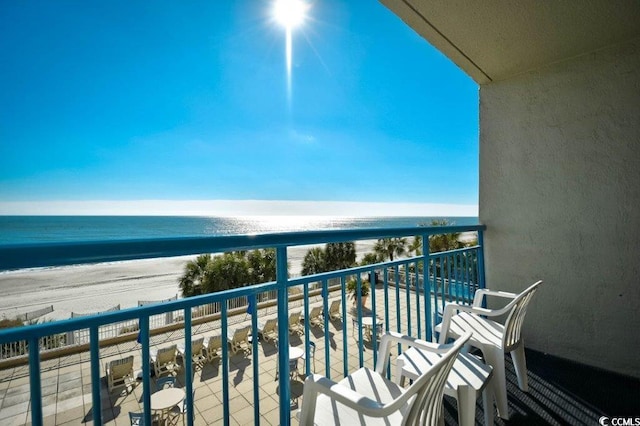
[435,280,542,419]
[298,330,472,425]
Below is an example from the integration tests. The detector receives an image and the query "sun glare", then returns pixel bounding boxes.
[273,0,308,29]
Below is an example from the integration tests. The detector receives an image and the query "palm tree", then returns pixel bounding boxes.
[247,248,276,284]
[203,252,250,293]
[324,242,356,271]
[179,254,211,297]
[359,252,382,266]
[302,247,326,275]
[373,238,408,262]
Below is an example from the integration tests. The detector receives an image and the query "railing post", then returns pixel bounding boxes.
[141,316,152,426]
[90,327,102,425]
[28,337,42,426]
[422,233,433,342]
[276,246,291,426]
[221,304,230,426]
[340,275,348,378]
[477,230,487,290]
[184,308,193,426]
[250,294,260,425]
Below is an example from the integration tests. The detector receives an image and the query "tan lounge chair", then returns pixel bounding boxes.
[105,355,135,393]
[289,310,304,335]
[328,300,341,320]
[151,345,179,377]
[177,337,206,367]
[308,306,324,328]
[204,334,222,362]
[228,326,252,355]
[258,318,278,343]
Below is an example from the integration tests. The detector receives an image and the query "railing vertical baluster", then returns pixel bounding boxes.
[341,275,348,378]
[276,246,291,426]
[184,308,193,426]
[90,327,102,425]
[221,304,230,426]
[431,253,439,339]
[356,274,364,368]
[370,267,378,367]
[250,294,260,425]
[322,279,330,379]
[440,255,447,315]
[28,337,43,426]
[405,261,412,338]
[462,251,473,300]
[394,264,401,355]
[141,316,151,426]
[446,253,453,304]
[383,267,391,379]
[303,282,310,376]
[422,233,432,341]
[414,260,422,340]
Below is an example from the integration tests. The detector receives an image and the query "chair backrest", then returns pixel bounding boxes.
[156,376,176,391]
[502,280,542,351]
[289,311,301,326]
[207,334,222,351]
[309,306,322,319]
[157,345,177,364]
[263,318,278,333]
[329,300,340,317]
[191,337,204,355]
[129,411,145,425]
[233,326,250,342]
[110,355,134,379]
[376,332,471,425]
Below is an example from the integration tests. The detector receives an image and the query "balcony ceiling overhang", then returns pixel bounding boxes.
[379,0,640,84]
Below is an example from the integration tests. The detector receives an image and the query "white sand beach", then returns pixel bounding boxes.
[0,241,378,322]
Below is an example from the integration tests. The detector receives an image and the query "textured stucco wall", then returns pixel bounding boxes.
[479,38,640,377]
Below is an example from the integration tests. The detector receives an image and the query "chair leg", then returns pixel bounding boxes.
[482,379,495,426]
[510,344,529,392]
[456,386,478,426]
[484,350,509,420]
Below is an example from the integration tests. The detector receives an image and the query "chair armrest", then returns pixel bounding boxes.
[472,288,517,307]
[375,331,459,374]
[299,374,385,424]
[437,303,500,344]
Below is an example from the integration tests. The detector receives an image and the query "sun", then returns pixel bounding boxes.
[273,0,308,30]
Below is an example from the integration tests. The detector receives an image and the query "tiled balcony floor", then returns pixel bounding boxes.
[0,287,638,425]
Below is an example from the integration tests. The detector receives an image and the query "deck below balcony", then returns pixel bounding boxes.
[0,286,637,425]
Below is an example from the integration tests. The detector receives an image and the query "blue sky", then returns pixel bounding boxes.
[0,1,478,216]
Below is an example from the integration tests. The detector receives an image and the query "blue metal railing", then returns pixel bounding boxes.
[0,225,486,426]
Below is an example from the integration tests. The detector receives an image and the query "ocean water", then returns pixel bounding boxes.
[0,216,479,245]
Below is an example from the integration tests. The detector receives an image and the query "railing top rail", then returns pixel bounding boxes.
[0,224,484,271]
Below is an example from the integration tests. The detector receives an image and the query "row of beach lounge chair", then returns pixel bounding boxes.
[105,299,342,393]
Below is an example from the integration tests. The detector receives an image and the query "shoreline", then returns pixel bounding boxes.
[0,241,378,322]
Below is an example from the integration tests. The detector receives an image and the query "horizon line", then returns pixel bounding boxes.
[0,199,479,217]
